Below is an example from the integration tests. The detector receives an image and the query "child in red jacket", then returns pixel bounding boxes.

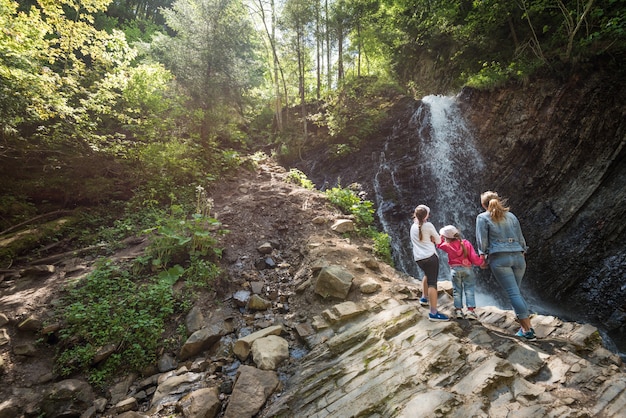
[437,225,485,320]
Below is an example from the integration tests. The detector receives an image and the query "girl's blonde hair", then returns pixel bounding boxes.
[413,205,429,241]
[480,191,509,222]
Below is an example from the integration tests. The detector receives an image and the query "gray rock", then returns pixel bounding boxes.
[179,324,227,361]
[248,294,272,311]
[177,387,221,418]
[185,306,205,335]
[251,335,289,370]
[40,379,94,418]
[233,325,283,361]
[331,219,355,233]
[223,365,279,418]
[158,353,178,373]
[314,265,354,300]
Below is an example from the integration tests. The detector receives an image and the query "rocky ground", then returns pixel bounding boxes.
[1,158,626,417]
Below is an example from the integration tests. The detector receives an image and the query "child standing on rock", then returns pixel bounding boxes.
[410,205,449,322]
[437,225,484,320]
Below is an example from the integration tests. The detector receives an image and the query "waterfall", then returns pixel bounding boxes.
[373,94,485,282]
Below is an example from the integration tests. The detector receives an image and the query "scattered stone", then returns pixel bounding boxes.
[233,325,283,361]
[251,335,289,370]
[92,343,117,365]
[223,365,279,418]
[257,242,273,254]
[185,306,204,335]
[150,372,205,409]
[361,258,380,271]
[179,323,230,361]
[359,278,381,294]
[264,257,276,269]
[331,219,355,233]
[248,294,272,311]
[40,379,94,418]
[17,316,42,332]
[177,387,221,418]
[233,290,251,307]
[314,265,354,300]
[14,343,37,356]
[250,281,265,294]
[0,329,9,346]
[19,265,55,276]
[41,322,61,334]
[113,397,138,414]
[157,353,177,373]
[109,374,137,406]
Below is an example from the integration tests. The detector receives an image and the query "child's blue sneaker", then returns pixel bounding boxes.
[419,297,429,306]
[428,312,450,322]
[516,327,537,341]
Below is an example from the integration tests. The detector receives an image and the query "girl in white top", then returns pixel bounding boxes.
[410,204,449,321]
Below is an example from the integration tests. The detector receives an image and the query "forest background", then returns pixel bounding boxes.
[1,0,625,386]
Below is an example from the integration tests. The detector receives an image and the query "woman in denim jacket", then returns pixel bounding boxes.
[476,191,536,341]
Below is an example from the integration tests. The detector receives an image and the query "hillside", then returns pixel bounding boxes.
[1,157,626,417]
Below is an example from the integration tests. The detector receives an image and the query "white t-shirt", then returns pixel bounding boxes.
[410,221,440,261]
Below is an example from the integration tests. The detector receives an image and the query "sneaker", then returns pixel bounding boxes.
[455,309,464,319]
[429,312,450,322]
[465,309,478,320]
[516,327,537,342]
[419,297,429,306]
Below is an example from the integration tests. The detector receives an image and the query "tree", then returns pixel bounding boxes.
[281,0,315,148]
[250,0,289,131]
[155,0,263,144]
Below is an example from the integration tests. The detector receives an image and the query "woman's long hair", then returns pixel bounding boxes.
[480,191,509,222]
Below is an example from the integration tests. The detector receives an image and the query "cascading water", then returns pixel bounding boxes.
[374,94,486,283]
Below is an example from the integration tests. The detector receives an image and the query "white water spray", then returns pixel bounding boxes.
[373,94,485,278]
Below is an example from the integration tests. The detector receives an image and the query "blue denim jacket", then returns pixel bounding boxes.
[475,211,528,256]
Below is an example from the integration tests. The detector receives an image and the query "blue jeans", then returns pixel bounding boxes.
[451,266,476,309]
[488,252,529,319]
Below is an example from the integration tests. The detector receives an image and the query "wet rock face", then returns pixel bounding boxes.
[295,70,626,352]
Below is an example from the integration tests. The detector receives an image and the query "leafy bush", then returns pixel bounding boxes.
[54,197,227,386]
[286,169,315,189]
[325,184,374,226]
[321,76,402,155]
[325,184,394,265]
[368,228,394,266]
[464,59,542,89]
[56,260,177,386]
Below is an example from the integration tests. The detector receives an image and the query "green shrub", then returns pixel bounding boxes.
[56,260,177,385]
[325,184,374,226]
[286,169,315,189]
[322,76,402,154]
[54,197,227,386]
[368,228,394,266]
